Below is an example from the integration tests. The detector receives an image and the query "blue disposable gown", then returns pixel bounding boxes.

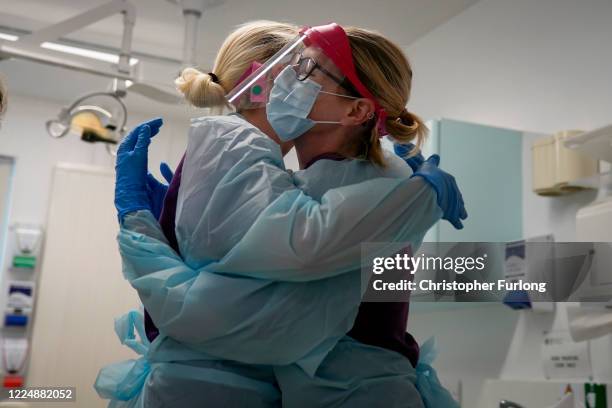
[174,115,437,279]
[96,114,457,407]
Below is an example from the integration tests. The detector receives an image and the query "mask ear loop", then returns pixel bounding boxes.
[318,90,358,99]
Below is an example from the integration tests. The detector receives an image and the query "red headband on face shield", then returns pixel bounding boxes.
[300,23,388,136]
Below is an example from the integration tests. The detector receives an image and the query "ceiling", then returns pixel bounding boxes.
[0,0,478,117]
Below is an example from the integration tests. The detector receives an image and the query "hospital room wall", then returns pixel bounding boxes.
[406,0,612,250]
[404,0,612,404]
[406,0,612,135]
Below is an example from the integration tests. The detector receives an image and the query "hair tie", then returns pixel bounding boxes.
[208,72,219,83]
[395,109,413,125]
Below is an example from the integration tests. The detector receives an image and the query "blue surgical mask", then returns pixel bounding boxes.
[266,66,356,142]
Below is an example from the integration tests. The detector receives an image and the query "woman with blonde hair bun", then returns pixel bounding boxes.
[103,20,464,407]
[174,20,297,154]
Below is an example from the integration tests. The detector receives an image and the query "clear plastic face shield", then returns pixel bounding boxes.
[225,34,359,111]
[225,23,388,139]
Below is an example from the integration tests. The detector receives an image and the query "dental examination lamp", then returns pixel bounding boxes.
[46,91,127,155]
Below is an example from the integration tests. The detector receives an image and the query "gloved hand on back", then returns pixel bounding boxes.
[395,143,468,230]
[393,142,425,173]
[411,154,467,230]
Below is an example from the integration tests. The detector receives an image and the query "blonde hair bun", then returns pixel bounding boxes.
[175,67,227,109]
[175,21,298,110]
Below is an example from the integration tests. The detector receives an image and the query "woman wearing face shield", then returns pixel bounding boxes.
[101,22,463,407]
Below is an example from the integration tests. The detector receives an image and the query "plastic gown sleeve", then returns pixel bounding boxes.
[209,175,439,282]
[175,115,294,268]
[119,211,360,366]
[119,179,438,365]
[119,187,437,366]
[175,114,441,280]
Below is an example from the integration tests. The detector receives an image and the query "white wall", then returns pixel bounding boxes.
[405,0,612,405]
[407,0,612,136]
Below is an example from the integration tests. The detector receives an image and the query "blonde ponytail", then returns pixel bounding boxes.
[384,109,427,156]
[175,21,298,110]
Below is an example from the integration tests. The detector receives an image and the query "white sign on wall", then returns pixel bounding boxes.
[542,330,592,380]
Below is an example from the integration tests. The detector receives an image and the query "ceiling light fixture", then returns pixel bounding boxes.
[0,31,138,66]
[40,42,139,66]
[0,32,19,42]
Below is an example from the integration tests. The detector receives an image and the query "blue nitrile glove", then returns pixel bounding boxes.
[114,118,164,223]
[411,154,468,230]
[394,142,425,172]
[146,162,174,219]
[503,290,532,310]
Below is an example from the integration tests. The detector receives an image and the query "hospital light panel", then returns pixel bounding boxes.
[40,42,139,66]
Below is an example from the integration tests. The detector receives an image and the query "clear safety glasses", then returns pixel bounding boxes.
[288,52,361,97]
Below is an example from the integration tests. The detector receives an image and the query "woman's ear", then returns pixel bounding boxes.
[341,98,375,126]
